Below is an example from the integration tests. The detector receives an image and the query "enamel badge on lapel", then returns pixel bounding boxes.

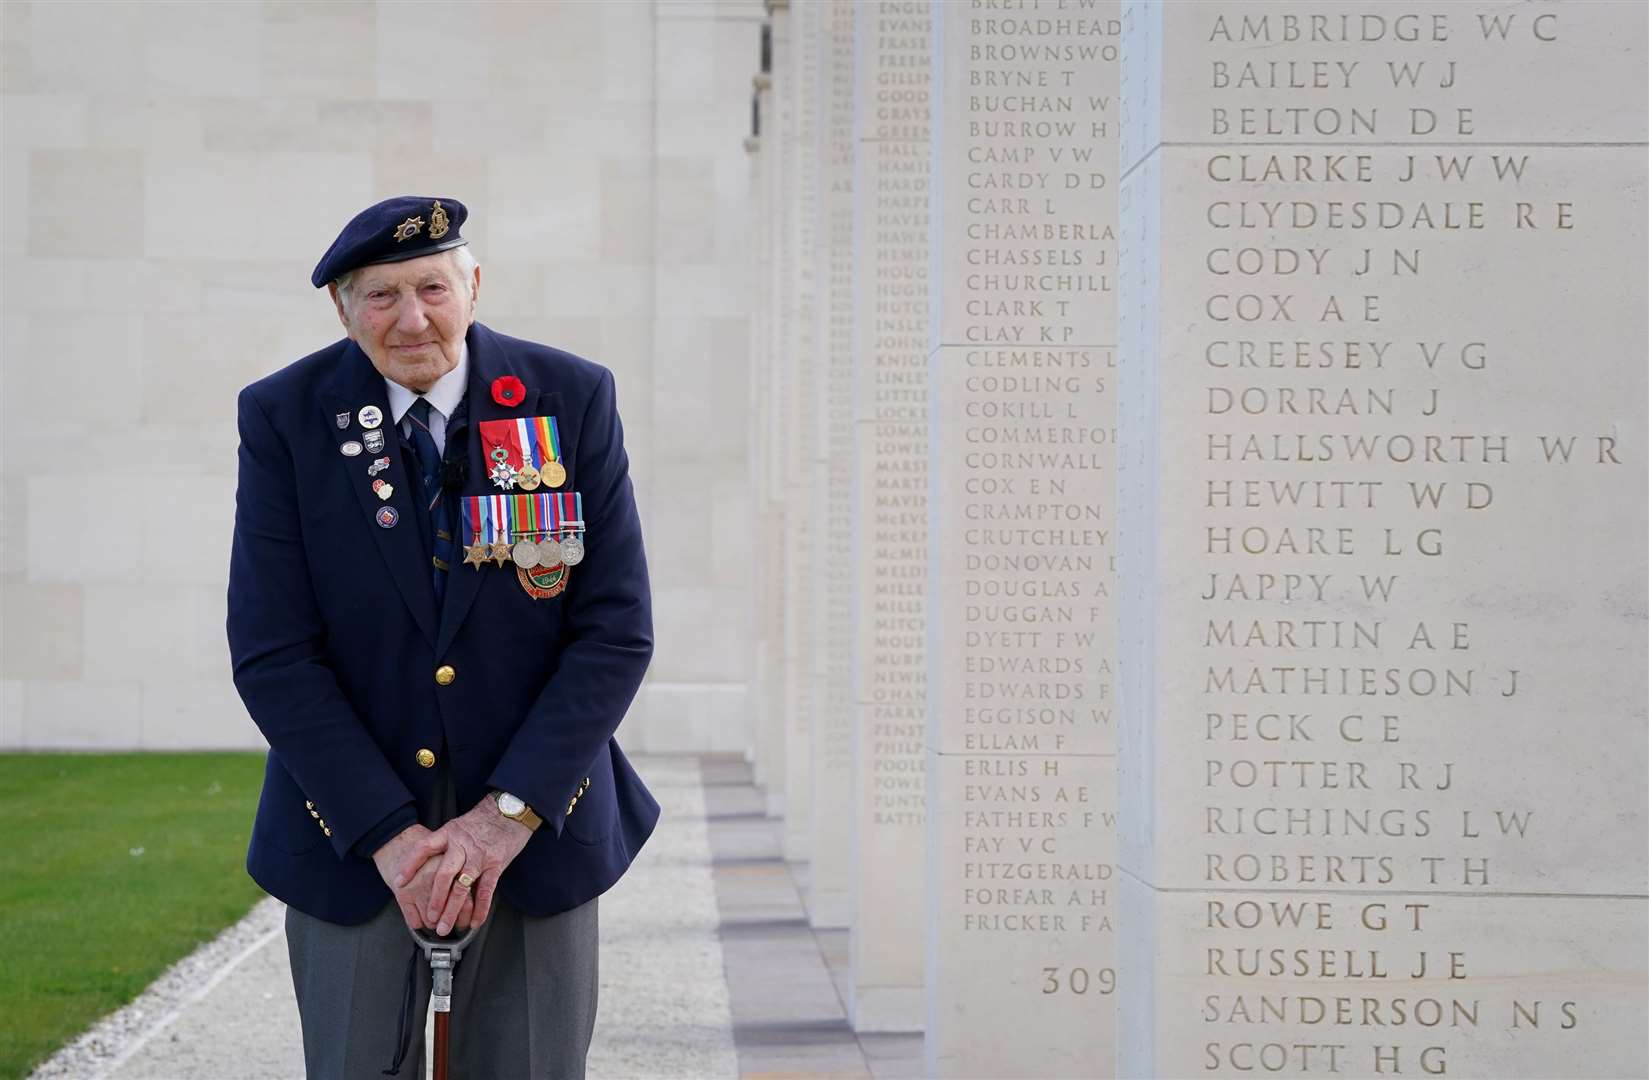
[357,405,383,430]
[335,412,351,430]
[340,440,363,457]
[376,506,399,528]
[368,456,391,476]
[364,429,386,454]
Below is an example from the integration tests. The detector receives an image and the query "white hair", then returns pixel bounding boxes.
[335,244,478,309]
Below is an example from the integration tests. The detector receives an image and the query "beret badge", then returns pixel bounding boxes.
[310,195,470,288]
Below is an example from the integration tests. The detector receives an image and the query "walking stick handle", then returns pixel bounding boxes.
[408,925,480,1014]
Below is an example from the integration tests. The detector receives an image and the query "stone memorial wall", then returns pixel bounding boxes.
[849,0,931,1034]
[926,2,1122,1074]
[747,62,775,798]
[781,0,820,858]
[1117,2,1649,1077]
[759,0,793,818]
[809,0,858,928]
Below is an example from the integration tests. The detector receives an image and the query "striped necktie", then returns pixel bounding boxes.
[405,397,456,606]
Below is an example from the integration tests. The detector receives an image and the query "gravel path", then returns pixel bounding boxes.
[29,756,737,1080]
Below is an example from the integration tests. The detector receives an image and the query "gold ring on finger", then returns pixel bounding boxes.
[457,872,476,889]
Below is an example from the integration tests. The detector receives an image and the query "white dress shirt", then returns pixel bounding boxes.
[383,342,468,457]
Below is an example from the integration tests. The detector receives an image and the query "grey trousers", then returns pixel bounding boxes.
[286,893,598,1079]
[284,769,598,1079]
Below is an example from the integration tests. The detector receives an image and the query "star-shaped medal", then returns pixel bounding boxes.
[489,541,513,568]
[462,542,489,570]
[488,460,517,490]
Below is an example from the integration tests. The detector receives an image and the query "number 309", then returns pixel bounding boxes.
[1041,966,1116,994]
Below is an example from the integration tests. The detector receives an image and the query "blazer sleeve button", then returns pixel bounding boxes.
[416,748,437,768]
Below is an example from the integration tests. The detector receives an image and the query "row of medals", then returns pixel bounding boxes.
[525,531,582,568]
[462,531,585,571]
[481,445,583,568]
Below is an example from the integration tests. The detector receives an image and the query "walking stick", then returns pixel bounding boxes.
[408,923,479,1080]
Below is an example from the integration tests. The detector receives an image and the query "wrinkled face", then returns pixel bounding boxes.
[329,250,480,393]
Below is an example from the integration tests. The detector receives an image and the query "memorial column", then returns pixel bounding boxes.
[1116,4,1649,1076]
[808,0,857,928]
[925,3,1122,1075]
[758,0,791,817]
[849,0,931,1034]
[781,0,821,860]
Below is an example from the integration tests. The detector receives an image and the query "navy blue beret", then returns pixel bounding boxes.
[310,195,470,288]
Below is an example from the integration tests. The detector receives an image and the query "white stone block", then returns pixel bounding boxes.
[0,579,84,682]
[376,10,493,102]
[13,312,143,430]
[141,680,261,750]
[486,155,603,262]
[143,2,264,98]
[657,17,717,105]
[83,585,199,684]
[24,679,141,748]
[262,0,376,100]
[0,94,89,149]
[27,477,144,584]
[0,680,22,748]
[23,2,145,96]
[28,149,144,257]
[145,152,374,261]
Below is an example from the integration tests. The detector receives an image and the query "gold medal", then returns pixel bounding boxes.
[516,465,541,491]
[543,461,567,488]
[489,541,513,568]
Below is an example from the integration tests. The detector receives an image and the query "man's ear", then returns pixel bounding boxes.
[327,283,353,338]
[469,264,482,315]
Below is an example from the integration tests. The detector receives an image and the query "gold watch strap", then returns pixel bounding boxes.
[495,791,543,832]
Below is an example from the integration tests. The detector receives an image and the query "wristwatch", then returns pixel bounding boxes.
[493,790,543,832]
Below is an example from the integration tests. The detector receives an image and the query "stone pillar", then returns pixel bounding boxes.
[849,0,930,1033]
[925,3,1122,1075]
[747,44,776,787]
[755,10,788,821]
[779,0,821,860]
[808,0,857,928]
[1116,3,1649,1077]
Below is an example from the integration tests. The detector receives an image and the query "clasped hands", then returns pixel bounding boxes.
[371,797,533,936]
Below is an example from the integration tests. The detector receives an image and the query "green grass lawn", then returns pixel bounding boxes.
[0,753,267,1079]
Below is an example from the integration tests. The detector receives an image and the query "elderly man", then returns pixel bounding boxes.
[227,195,656,1078]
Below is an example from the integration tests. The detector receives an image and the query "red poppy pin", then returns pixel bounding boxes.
[491,375,526,408]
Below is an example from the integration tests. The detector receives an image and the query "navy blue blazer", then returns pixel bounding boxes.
[228,321,658,925]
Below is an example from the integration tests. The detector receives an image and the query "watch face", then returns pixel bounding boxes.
[497,792,526,817]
